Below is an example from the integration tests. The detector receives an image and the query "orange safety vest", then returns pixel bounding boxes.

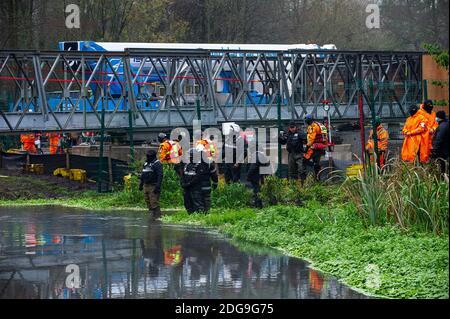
[366,125,389,152]
[304,122,328,160]
[309,269,324,294]
[418,105,438,163]
[159,140,182,164]
[20,134,37,154]
[164,245,183,266]
[401,112,428,162]
[196,139,217,161]
[366,125,389,167]
[46,133,60,155]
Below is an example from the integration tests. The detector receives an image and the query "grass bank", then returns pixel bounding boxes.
[1,164,448,299]
[0,166,252,211]
[162,201,449,299]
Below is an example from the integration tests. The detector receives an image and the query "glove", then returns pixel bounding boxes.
[139,184,143,191]
[212,183,218,190]
[153,188,160,195]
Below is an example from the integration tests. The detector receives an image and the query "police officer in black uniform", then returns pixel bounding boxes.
[181,149,219,214]
[279,121,307,180]
[139,150,164,220]
[222,134,248,184]
[246,150,271,208]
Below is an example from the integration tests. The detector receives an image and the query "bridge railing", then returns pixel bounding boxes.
[0,49,423,132]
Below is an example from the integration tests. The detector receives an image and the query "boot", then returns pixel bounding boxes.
[154,207,162,220]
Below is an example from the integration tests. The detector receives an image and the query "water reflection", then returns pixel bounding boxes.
[0,207,367,299]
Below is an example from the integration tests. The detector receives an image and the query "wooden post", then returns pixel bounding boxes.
[66,150,70,170]
[108,144,113,187]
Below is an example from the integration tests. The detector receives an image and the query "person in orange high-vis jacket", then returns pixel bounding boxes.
[158,133,182,164]
[365,117,389,168]
[303,114,328,179]
[417,100,438,164]
[401,104,428,163]
[20,134,37,154]
[46,133,60,155]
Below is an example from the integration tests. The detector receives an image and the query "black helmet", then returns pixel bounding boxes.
[158,133,167,143]
[408,104,419,116]
[423,100,434,114]
[146,149,157,161]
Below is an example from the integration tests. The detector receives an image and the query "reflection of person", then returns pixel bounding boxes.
[309,269,324,294]
[140,220,164,279]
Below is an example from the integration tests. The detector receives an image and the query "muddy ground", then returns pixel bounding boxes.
[0,169,96,200]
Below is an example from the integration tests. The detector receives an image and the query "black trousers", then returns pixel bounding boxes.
[303,150,324,180]
[183,187,211,214]
[224,163,241,184]
[250,180,263,209]
[288,152,306,181]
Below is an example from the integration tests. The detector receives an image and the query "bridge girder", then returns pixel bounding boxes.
[0,49,423,133]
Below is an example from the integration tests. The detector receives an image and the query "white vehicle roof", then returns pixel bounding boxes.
[83,42,337,52]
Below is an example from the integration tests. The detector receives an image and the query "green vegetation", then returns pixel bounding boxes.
[0,166,252,211]
[424,43,449,70]
[1,161,448,299]
[163,200,449,299]
[344,160,449,235]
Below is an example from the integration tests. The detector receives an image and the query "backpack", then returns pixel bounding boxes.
[141,160,159,184]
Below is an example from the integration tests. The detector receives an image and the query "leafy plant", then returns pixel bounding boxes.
[343,160,449,235]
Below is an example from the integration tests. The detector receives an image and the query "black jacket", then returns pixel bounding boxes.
[432,120,449,158]
[182,162,218,190]
[222,135,248,164]
[246,151,271,183]
[139,159,163,191]
[279,131,307,154]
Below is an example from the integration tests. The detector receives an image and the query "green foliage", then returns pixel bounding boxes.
[162,204,449,299]
[0,136,20,151]
[423,43,449,70]
[160,165,184,207]
[260,175,342,206]
[212,183,253,209]
[343,160,449,235]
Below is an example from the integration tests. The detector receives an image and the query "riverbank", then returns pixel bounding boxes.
[162,203,449,299]
[0,171,448,299]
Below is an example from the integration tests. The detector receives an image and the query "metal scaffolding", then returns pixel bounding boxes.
[0,48,423,132]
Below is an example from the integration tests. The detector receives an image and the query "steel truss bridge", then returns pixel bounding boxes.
[0,48,423,133]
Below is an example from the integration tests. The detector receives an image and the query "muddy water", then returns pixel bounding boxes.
[0,207,367,299]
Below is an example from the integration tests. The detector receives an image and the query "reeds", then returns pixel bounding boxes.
[343,157,449,235]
